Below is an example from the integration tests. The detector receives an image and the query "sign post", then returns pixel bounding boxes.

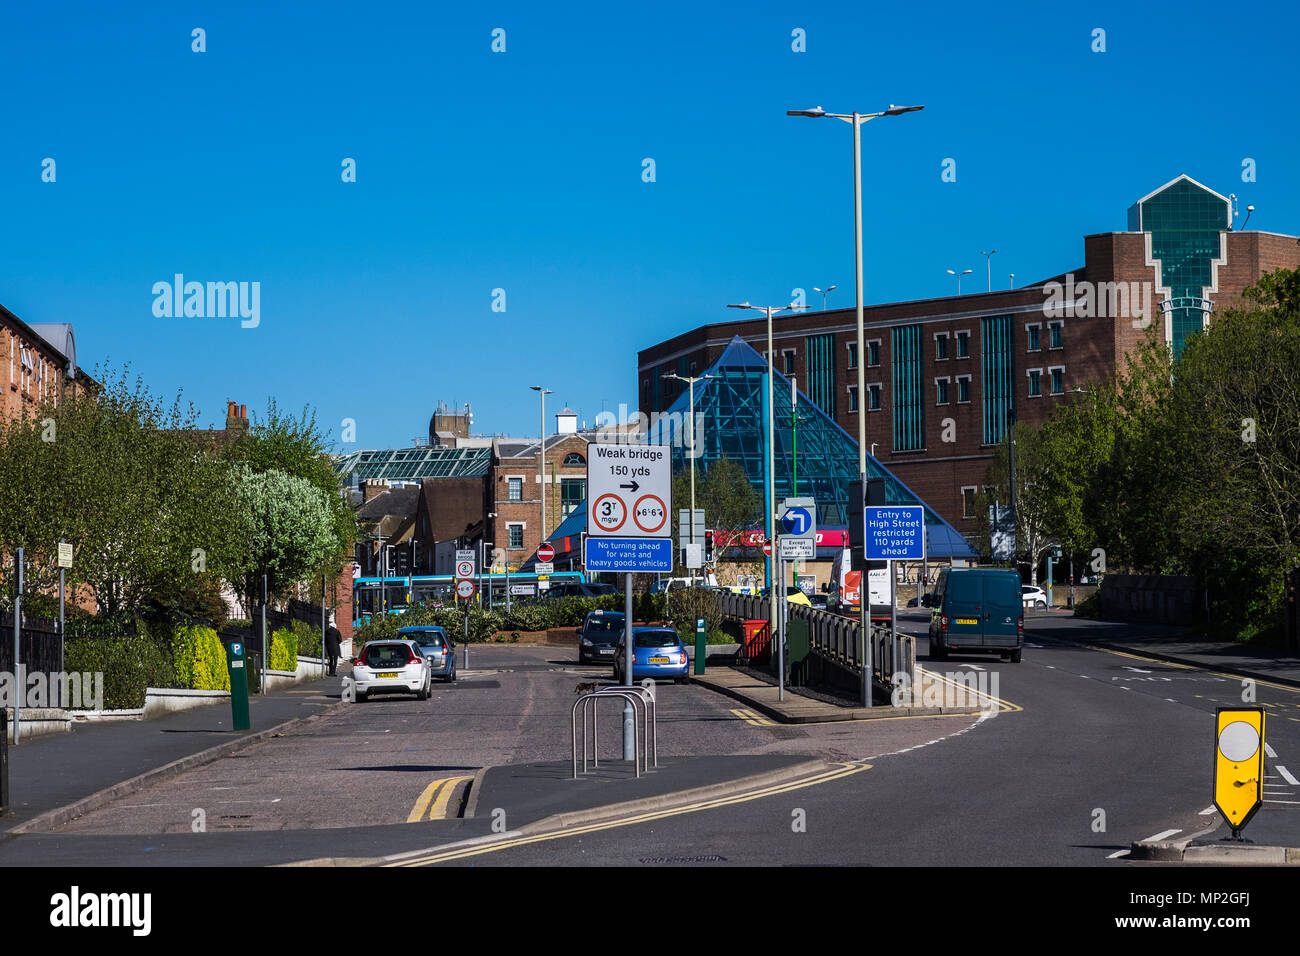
[57,540,72,674]
[586,443,673,760]
[695,617,706,676]
[456,552,476,669]
[863,505,924,705]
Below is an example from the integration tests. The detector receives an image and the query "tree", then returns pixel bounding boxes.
[975,421,1060,584]
[227,464,339,610]
[670,456,762,572]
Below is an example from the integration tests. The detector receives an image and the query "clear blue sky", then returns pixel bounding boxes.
[3,0,1297,450]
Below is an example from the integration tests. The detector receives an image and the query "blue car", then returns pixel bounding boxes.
[398,626,457,682]
[613,627,689,684]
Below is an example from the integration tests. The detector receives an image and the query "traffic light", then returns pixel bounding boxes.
[705,530,714,563]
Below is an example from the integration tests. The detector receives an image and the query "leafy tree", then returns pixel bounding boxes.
[974,421,1060,584]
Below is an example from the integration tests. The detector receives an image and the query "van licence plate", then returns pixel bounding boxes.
[954,618,978,625]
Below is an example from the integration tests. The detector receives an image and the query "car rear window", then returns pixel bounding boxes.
[635,631,680,648]
[418,636,445,648]
[366,644,412,667]
[584,618,624,636]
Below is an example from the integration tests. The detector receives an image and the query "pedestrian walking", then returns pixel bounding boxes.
[325,624,342,676]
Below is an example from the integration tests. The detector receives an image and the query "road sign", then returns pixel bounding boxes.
[455,559,475,580]
[455,579,477,600]
[510,585,535,596]
[584,536,673,572]
[863,505,925,560]
[761,539,772,557]
[683,543,703,569]
[586,442,672,572]
[537,543,555,562]
[678,509,705,548]
[455,549,475,563]
[534,561,554,574]
[778,536,815,560]
[587,443,671,539]
[57,542,73,569]
[1214,707,1265,837]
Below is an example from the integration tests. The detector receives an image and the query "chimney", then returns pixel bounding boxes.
[226,401,250,435]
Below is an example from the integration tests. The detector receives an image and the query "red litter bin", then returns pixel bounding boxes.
[741,619,771,664]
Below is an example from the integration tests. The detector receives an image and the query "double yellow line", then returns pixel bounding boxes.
[732,707,776,727]
[388,761,867,866]
[407,775,473,823]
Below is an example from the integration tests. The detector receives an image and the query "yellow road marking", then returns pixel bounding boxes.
[731,708,776,727]
[406,775,474,823]
[917,668,1023,713]
[387,761,868,866]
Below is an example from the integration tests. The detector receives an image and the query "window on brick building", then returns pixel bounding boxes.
[848,385,858,412]
[508,524,524,549]
[868,340,881,367]
[1049,322,1063,349]
[956,331,970,358]
[1050,367,1065,394]
[961,486,978,519]
[935,333,949,360]
[507,477,522,501]
[868,383,882,411]
[847,342,857,368]
[1026,323,1041,352]
[956,375,971,403]
[1027,369,1042,397]
[935,377,950,405]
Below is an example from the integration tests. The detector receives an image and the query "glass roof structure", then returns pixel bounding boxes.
[332,446,491,483]
[650,336,977,559]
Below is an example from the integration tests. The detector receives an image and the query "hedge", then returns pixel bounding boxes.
[64,634,173,710]
[171,625,229,692]
[269,627,298,671]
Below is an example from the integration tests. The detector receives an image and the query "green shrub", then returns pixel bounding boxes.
[64,634,173,709]
[502,603,551,632]
[171,625,230,691]
[269,627,298,671]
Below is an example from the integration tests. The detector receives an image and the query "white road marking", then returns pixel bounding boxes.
[1199,806,1217,815]
[1107,849,1131,859]
[1276,765,1300,786]
[1145,829,1182,842]
[1026,643,1044,648]
[1265,799,1300,805]
[1265,743,1278,759]
[1165,698,1176,702]
[1122,666,1153,674]
[1045,665,1056,669]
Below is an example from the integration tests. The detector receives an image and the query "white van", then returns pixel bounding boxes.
[827,548,891,622]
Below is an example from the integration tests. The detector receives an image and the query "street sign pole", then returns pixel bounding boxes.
[890,559,898,687]
[624,572,634,760]
[777,552,785,702]
[13,548,22,745]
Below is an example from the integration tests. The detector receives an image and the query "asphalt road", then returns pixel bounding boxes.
[6,620,1297,867]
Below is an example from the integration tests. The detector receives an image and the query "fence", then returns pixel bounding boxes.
[714,591,896,684]
[0,611,63,675]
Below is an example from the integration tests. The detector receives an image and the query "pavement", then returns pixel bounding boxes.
[0,670,346,839]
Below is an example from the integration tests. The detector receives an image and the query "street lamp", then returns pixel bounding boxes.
[1009,273,1015,289]
[530,385,552,558]
[727,301,799,595]
[979,250,997,292]
[813,284,837,310]
[947,268,973,294]
[788,101,923,709]
[662,371,716,584]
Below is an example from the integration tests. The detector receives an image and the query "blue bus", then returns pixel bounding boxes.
[353,571,589,627]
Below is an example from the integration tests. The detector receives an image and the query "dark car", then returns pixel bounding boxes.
[577,610,625,663]
[613,627,690,684]
[398,625,457,682]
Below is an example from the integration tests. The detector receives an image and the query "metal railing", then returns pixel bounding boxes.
[571,686,657,779]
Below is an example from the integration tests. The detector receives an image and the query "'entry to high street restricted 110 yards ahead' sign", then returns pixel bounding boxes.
[585,443,673,572]
[863,505,925,560]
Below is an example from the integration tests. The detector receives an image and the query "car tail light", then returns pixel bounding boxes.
[678,652,687,665]
[407,648,422,664]
[1017,616,1023,635]
[941,615,949,632]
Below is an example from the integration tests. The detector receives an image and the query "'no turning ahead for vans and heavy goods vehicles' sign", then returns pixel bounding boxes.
[584,443,673,572]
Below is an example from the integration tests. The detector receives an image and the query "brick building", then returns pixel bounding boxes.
[636,175,1300,542]
[0,305,96,421]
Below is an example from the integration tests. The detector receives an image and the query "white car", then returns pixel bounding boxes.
[351,639,431,702]
[1021,585,1048,607]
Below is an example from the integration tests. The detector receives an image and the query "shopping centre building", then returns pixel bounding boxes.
[637,175,1300,550]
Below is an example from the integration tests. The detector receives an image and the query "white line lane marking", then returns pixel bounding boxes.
[1266,743,1278,759]
[1199,806,1217,815]
[1108,849,1131,859]
[1276,765,1300,786]
[1265,799,1300,805]
[1145,829,1182,842]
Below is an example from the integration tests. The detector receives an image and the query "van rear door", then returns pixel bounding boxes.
[981,573,1021,648]
[944,572,983,647]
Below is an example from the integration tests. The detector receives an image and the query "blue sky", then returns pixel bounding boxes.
[3,0,1297,449]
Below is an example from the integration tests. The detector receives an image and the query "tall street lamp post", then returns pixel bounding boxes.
[787,102,924,708]
[530,385,552,557]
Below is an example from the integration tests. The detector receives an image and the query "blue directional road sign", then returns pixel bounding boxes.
[863,506,925,560]
[779,506,814,536]
[585,536,673,572]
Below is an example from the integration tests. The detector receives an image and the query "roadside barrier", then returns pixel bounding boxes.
[570,687,657,779]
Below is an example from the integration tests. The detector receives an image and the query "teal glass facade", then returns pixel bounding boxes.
[891,325,925,451]
[804,333,836,417]
[655,336,977,558]
[1127,176,1227,357]
[981,315,1015,446]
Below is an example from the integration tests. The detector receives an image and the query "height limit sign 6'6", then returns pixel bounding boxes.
[585,443,672,571]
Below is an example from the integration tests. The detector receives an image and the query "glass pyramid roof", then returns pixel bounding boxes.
[652,335,977,559]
